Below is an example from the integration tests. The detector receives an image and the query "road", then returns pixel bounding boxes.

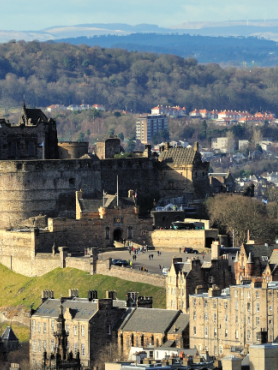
[98,249,211,275]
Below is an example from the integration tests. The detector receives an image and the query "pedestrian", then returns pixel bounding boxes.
[159,264,161,269]
[179,247,181,253]
[134,255,137,261]
[202,253,204,259]
[129,249,131,255]
[157,251,159,256]
[130,261,133,268]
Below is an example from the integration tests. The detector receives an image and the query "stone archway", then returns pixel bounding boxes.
[113,228,123,242]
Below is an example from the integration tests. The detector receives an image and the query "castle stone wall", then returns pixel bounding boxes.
[0,159,101,228]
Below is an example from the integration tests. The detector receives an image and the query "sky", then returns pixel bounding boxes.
[1,0,276,30]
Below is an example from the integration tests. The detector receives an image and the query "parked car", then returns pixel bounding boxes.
[183,248,198,254]
[111,259,129,266]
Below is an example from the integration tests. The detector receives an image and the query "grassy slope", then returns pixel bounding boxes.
[0,264,166,341]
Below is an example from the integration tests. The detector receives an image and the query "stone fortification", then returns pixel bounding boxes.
[0,158,101,229]
[151,229,219,250]
[58,142,89,159]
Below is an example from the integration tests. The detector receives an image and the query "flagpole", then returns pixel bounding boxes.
[117,175,119,207]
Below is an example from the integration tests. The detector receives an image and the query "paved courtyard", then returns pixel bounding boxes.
[98,249,211,275]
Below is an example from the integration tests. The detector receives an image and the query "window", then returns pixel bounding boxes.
[81,344,85,356]
[225,314,228,322]
[214,328,217,338]
[193,327,196,335]
[247,330,251,340]
[43,341,46,350]
[213,313,217,322]
[213,301,217,309]
[247,291,250,298]
[43,323,46,333]
[248,316,251,325]
[193,299,196,307]
[247,303,250,311]
[74,326,77,336]
[256,333,261,341]
[256,317,260,325]
[225,329,228,338]
[235,330,239,339]
[262,256,268,262]
[235,315,238,324]
[38,340,41,353]
[33,341,36,352]
[37,322,40,333]
[193,311,196,320]
[205,327,208,337]
[219,346,223,355]
[214,346,217,355]
[270,306,273,311]
[256,303,260,312]
[32,320,36,332]
[256,291,260,299]
[205,313,208,321]
[234,290,238,297]
[224,302,228,309]
[105,227,109,239]
[51,340,54,352]
[51,320,54,334]
[66,324,69,334]
[235,302,238,311]
[74,343,77,355]
[81,325,85,337]
[69,178,76,188]
[204,300,207,308]
[106,324,111,335]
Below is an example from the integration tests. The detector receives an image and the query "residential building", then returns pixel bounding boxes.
[117,307,189,358]
[46,104,66,112]
[189,280,278,357]
[199,109,212,119]
[208,172,236,193]
[30,289,126,370]
[151,105,186,117]
[211,137,235,153]
[166,251,233,312]
[92,104,105,111]
[234,243,278,284]
[136,114,168,144]
[189,109,201,118]
[238,140,249,151]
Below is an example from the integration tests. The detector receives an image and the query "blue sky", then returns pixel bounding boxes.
[1,0,275,30]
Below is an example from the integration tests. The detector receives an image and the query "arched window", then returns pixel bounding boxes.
[151,335,154,345]
[131,334,134,346]
[141,335,144,346]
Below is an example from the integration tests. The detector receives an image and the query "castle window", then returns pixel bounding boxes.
[69,178,76,188]
[105,227,110,239]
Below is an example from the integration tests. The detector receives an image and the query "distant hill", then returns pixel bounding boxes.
[54,33,278,66]
[2,20,278,43]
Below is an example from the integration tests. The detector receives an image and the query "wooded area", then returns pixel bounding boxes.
[1,41,278,114]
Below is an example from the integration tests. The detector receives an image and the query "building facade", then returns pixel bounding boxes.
[136,114,168,144]
[189,280,278,357]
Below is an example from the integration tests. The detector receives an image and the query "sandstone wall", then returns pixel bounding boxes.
[150,229,218,250]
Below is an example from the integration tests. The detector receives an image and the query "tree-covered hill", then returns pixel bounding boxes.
[1,41,278,113]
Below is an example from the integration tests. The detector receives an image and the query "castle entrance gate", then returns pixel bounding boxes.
[113,228,123,242]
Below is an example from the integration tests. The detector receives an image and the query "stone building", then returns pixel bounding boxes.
[117,307,189,358]
[0,102,58,160]
[189,280,278,357]
[158,142,211,199]
[234,243,278,284]
[30,289,126,370]
[166,254,234,312]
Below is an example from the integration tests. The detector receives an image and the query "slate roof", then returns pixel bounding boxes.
[25,108,48,123]
[33,298,98,321]
[269,249,278,265]
[120,308,180,333]
[159,147,198,166]
[244,244,276,260]
[1,326,18,341]
[220,247,240,256]
[168,313,189,335]
[79,194,135,213]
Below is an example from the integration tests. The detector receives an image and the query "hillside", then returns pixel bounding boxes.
[55,33,278,66]
[0,264,165,310]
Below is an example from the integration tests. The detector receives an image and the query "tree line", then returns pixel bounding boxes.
[2,40,278,114]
